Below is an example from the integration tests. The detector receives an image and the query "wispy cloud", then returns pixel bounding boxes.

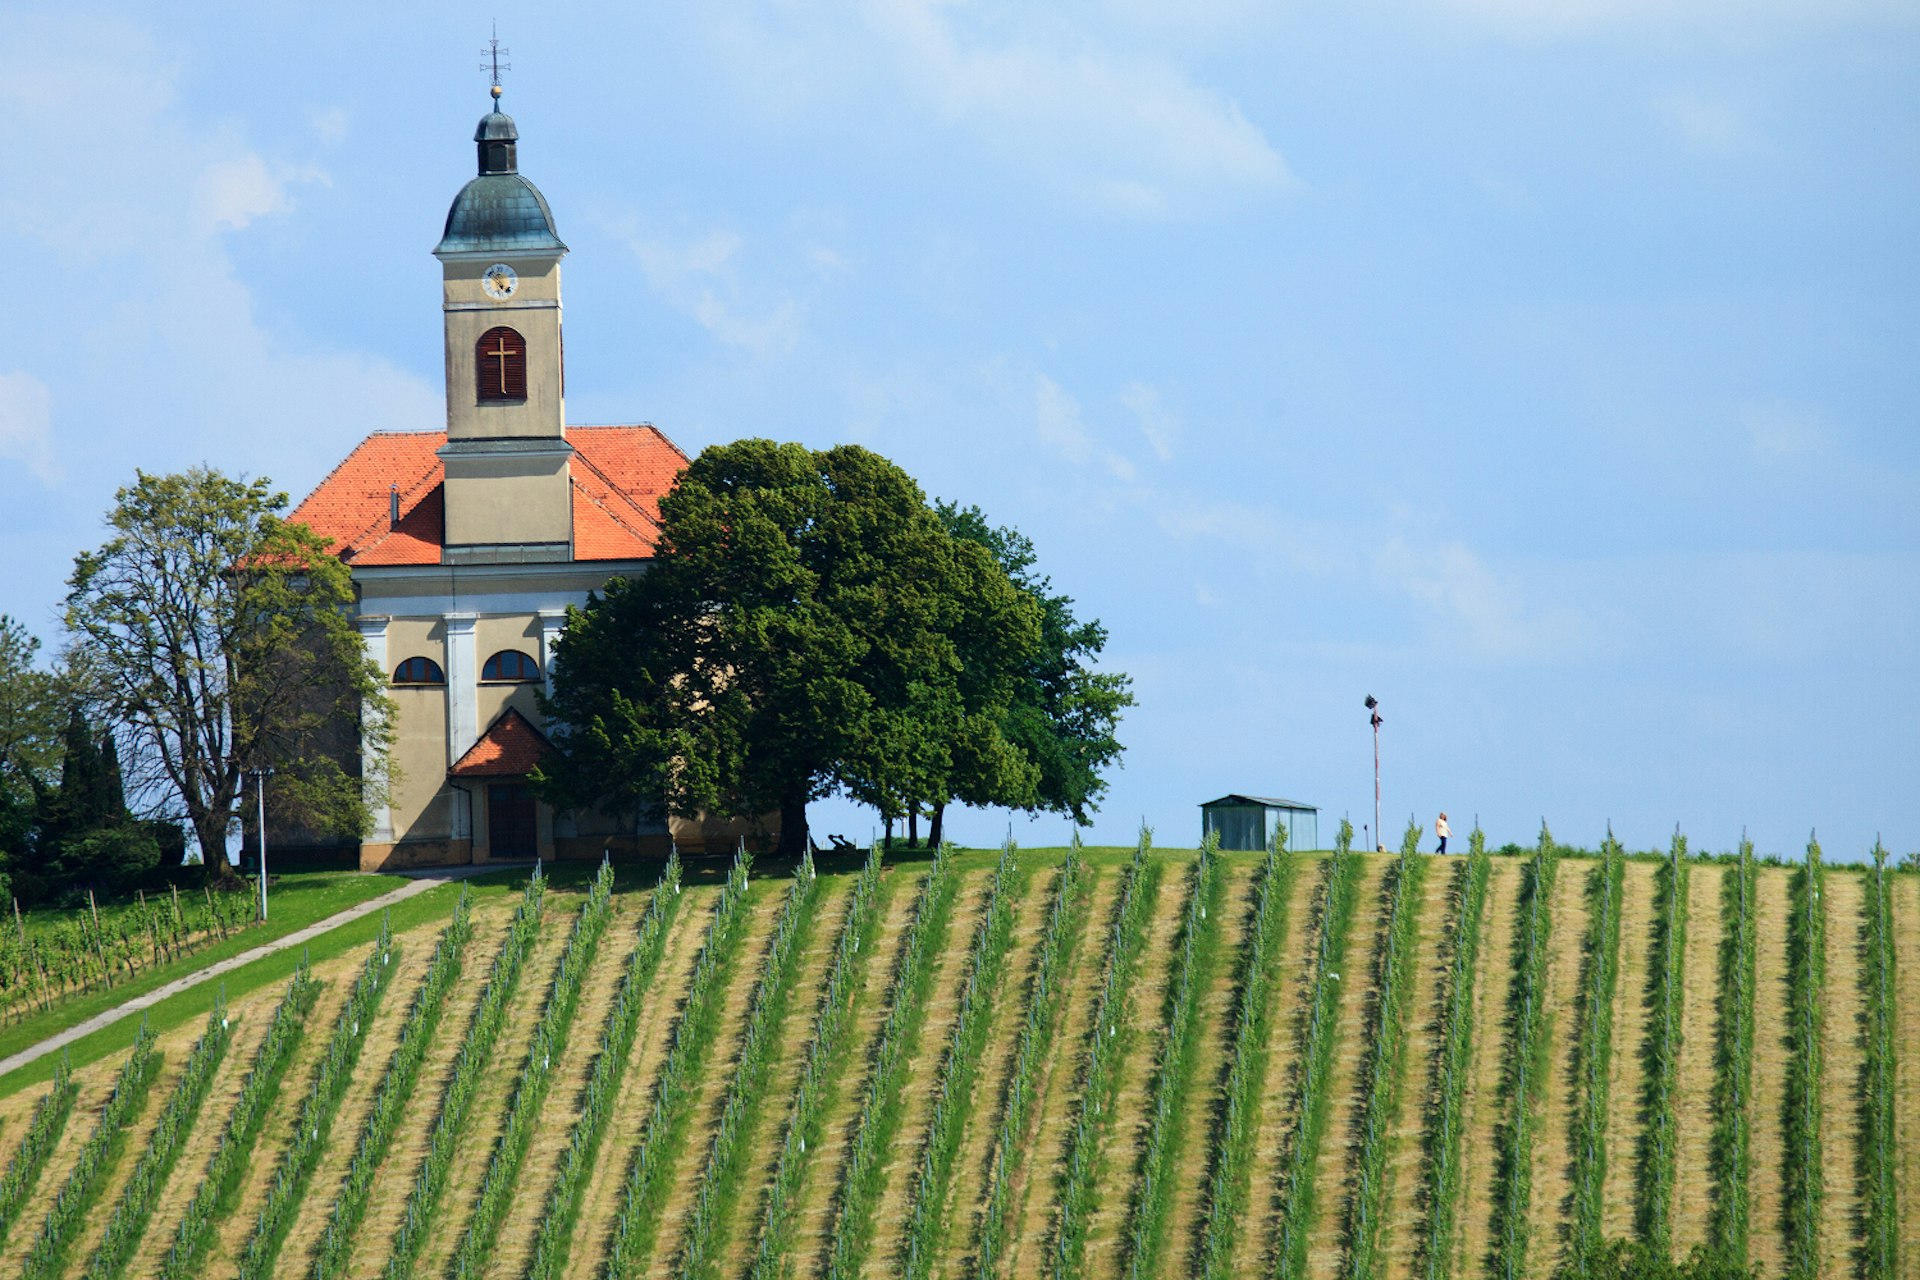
[1120,382,1180,462]
[1653,91,1762,156]
[622,224,805,358]
[0,372,59,486]
[1036,374,1136,480]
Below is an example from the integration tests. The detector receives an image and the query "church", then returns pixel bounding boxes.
[291,88,735,870]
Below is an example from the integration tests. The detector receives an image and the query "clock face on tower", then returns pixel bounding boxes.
[481,263,518,300]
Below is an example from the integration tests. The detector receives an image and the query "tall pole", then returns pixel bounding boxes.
[251,767,275,922]
[1365,695,1383,853]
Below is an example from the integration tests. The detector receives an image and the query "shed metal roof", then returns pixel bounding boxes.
[1200,794,1317,811]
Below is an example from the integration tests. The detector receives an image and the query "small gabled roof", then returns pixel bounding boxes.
[1200,794,1318,812]
[449,708,552,778]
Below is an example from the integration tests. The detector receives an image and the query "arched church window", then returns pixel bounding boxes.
[482,649,541,682]
[393,656,445,685]
[476,326,527,402]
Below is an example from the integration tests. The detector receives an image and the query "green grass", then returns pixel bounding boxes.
[0,868,540,1100]
[0,872,407,1056]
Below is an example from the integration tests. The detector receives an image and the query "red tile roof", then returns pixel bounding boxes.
[449,708,552,777]
[288,426,688,566]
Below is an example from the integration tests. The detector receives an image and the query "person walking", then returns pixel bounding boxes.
[1435,812,1451,855]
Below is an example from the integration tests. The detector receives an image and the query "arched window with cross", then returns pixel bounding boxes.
[476,325,527,402]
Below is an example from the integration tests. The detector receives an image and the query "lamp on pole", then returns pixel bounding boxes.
[1364,695,1382,853]
[246,766,276,921]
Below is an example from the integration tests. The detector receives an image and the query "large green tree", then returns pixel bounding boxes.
[65,468,393,880]
[931,503,1133,843]
[538,439,1039,855]
[0,616,67,901]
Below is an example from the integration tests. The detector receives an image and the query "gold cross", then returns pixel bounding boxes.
[484,333,521,394]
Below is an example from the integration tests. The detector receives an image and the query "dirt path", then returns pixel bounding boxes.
[1303,859,1393,1277]
[1745,866,1793,1275]
[1229,857,1329,1277]
[1600,860,1657,1241]
[1000,870,1120,1278]
[1671,863,1725,1252]
[564,885,718,1280]
[0,1043,137,1275]
[1450,857,1521,1279]
[481,891,648,1279]
[1818,871,1868,1278]
[335,908,509,1279]
[638,886,788,1276]
[936,865,1059,1278]
[1892,874,1920,1275]
[713,877,854,1275]
[271,932,438,1276]
[781,868,923,1279]
[1518,860,1588,1273]
[412,900,581,1276]
[861,874,992,1278]
[0,868,499,1083]
[1376,858,1468,1280]
[1081,866,1184,1280]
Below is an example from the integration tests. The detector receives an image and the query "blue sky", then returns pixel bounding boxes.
[4,2,1915,859]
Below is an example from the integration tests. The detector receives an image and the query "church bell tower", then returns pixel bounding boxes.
[432,83,572,562]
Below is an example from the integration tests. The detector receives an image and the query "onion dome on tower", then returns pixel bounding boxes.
[435,87,566,257]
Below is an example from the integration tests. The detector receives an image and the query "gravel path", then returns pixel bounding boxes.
[0,865,508,1082]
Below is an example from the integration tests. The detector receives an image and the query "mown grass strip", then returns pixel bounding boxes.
[1342,836,1430,1279]
[747,846,885,1280]
[901,842,1022,1280]
[308,891,473,1280]
[1566,835,1626,1273]
[1861,840,1898,1280]
[973,841,1085,1279]
[383,867,546,1280]
[675,851,822,1280]
[18,1018,161,1280]
[1417,828,1491,1280]
[1634,831,1689,1254]
[160,958,317,1280]
[824,845,961,1280]
[1487,823,1561,1280]
[451,862,618,1279]
[1270,821,1364,1280]
[1193,832,1296,1280]
[1783,835,1824,1277]
[1049,833,1155,1280]
[0,1052,74,1247]
[235,916,398,1280]
[1708,837,1757,1264]
[84,995,234,1280]
[524,851,682,1280]
[603,845,757,1280]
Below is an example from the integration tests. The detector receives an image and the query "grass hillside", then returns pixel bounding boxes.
[0,839,1910,1280]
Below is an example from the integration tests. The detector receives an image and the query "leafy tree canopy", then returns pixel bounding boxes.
[65,467,392,881]
[538,439,1050,854]
[935,502,1133,836]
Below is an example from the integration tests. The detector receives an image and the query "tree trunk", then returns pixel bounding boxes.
[777,797,809,859]
[907,807,919,848]
[929,801,946,850]
[194,814,237,886]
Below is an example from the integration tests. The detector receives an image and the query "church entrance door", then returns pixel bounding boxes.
[487,783,537,859]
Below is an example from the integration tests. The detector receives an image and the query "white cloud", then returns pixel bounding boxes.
[1739,400,1828,460]
[1434,0,1917,38]
[624,225,805,358]
[1653,92,1760,156]
[196,155,327,232]
[0,372,59,485]
[1036,374,1136,479]
[1120,381,1180,461]
[708,2,1289,216]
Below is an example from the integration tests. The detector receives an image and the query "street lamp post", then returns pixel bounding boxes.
[1364,695,1382,853]
[247,767,276,921]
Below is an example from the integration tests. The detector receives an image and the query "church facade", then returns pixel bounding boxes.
[292,94,734,870]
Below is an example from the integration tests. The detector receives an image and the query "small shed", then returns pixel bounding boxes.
[1200,795,1319,853]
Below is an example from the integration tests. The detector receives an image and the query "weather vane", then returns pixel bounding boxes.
[481,24,510,102]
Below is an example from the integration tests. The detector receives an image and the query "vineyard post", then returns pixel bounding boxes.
[87,888,112,988]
